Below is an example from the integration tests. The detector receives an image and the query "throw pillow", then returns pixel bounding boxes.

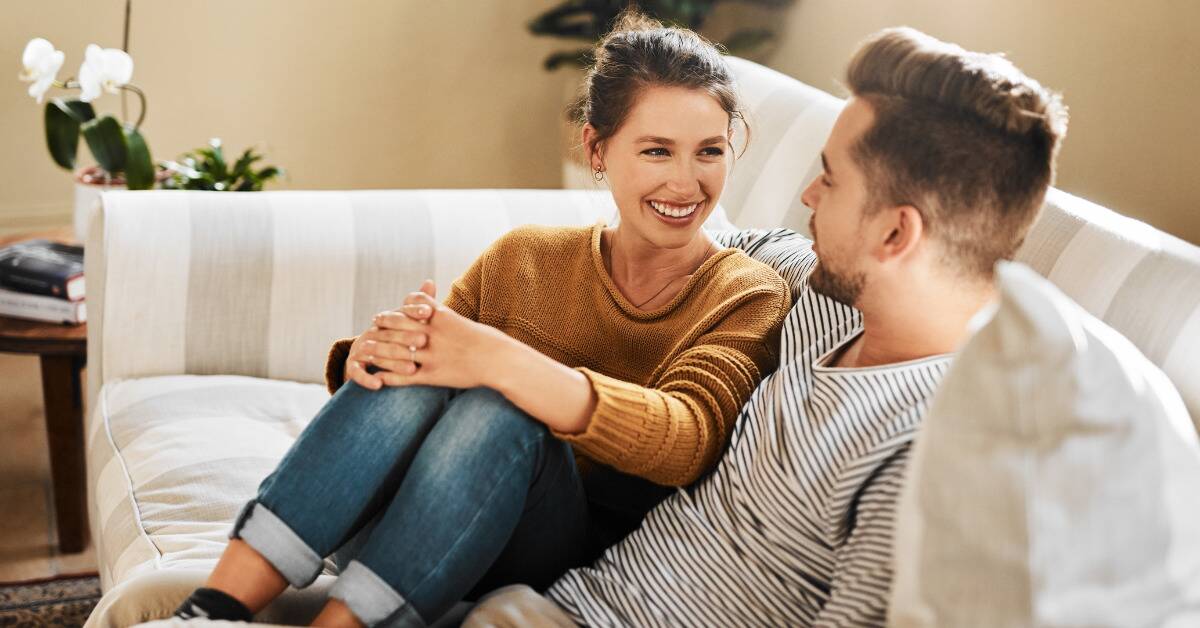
[889,261,1200,627]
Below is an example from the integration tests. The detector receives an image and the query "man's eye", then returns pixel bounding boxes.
[642,148,669,156]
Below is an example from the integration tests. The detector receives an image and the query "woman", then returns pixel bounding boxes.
[175,11,789,628]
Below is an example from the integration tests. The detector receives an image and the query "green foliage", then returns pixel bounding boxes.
[528,0,794,70]
[43,96,158,189]
[160,138,283,192]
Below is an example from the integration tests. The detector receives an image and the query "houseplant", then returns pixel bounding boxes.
[160,138,284,192]
[528,0,794,70]
[19,37,160,239]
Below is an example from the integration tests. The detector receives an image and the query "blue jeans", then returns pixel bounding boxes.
[230,382,595,627]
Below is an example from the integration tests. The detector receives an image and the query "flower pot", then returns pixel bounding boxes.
[74,166,125,243]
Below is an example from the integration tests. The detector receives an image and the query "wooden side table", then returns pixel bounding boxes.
[0,227,89,553]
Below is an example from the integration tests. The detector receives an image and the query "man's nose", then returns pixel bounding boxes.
[800,176,821,209]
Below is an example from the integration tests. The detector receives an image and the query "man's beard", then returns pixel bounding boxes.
[809,258,865,307]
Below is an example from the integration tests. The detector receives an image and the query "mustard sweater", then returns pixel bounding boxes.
[325,223,790,487]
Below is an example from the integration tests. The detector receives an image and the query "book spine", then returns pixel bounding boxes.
[0,266,83,301]
[0,288,85,324]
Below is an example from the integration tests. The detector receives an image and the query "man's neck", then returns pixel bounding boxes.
[835,279,995,369]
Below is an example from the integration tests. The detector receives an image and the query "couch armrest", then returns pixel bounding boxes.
[85,189,617,412]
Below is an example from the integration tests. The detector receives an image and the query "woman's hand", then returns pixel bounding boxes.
[370,283,511,390]
[344,280,438,390]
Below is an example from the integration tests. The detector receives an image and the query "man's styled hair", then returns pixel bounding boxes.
[845,27,1068,278]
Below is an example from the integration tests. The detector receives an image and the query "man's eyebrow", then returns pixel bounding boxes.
[821,152,833,177]
[635,136,728,146]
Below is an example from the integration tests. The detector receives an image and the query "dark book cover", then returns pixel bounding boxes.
[0,239,85,301]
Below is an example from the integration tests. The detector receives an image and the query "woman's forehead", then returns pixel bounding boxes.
[617,85,730,141]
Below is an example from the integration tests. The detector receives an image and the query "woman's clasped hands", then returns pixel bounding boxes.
[345,279,509,391]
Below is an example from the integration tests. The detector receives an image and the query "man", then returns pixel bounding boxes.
[466,26,1067,627]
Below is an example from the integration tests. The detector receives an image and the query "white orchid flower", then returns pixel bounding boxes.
[19,38,65,103]
[77,44,133,103]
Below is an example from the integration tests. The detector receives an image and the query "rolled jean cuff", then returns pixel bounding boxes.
[329,560,425,628]
[230,500,325,589]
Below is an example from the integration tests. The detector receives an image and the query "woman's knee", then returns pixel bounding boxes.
[440,387,548,451]
[315,383,454,441]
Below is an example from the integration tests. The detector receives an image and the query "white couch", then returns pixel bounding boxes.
[81,58,1200,626]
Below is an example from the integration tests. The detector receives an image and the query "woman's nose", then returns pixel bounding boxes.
[666,161,701,197]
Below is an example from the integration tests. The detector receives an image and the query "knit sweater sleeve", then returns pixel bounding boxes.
[553,275,791,486]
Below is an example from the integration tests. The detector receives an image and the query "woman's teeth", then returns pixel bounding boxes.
[650,200,699,218]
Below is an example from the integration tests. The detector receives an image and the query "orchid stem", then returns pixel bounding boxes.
[48,79,147,130]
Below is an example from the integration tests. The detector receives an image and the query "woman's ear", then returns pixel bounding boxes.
[582,124,603,171]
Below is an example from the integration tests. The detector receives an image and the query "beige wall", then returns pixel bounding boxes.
[761,0,1200,245]
[1,0,571,235]
[3,1,1198,244]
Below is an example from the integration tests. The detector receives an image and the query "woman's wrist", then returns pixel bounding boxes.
[476,324,524,391]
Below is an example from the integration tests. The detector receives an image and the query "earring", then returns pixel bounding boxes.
[593,167,605,182]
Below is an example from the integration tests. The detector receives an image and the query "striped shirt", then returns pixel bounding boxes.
[546,230,952,626]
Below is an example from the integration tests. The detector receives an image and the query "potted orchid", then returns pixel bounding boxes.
[19,37,161,239]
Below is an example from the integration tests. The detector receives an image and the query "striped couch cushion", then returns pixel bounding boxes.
[86,374,329,590]
[1015,188,1200,428]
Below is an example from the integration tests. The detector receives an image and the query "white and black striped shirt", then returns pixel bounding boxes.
[546,230,952,627]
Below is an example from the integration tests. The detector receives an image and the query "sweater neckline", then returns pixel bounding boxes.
[589,222,738,319]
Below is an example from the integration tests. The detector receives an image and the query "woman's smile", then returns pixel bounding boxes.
[646,198,704,225]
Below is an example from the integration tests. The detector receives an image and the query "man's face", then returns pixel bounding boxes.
[800,98,877,307]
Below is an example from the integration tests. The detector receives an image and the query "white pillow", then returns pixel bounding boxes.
[889,262,1200,628]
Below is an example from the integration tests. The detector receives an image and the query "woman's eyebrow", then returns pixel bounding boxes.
[635,135,728,145]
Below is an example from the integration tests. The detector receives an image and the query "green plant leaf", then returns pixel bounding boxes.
[123,126,155,190]
[231,148,262,180]
[61,99,96,123]
[44,100,82,170]
[544,48,594,71]
[81,115,128,174]
[208,138,228,181]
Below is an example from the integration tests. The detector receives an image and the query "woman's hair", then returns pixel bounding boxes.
[844,27,1069,279]
[567,9,748,161]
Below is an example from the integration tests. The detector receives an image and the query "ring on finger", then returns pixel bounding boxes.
[409,345,417,364]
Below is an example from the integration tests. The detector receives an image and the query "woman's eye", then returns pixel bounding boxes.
[642,148,669,156]
[701,147,725,157]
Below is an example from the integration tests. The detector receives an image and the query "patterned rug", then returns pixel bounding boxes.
[0,573,101,627]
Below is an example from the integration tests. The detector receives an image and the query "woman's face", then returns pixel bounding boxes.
[587,86,732,250]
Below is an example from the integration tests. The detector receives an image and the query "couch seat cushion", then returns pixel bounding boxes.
[87,375,330,591]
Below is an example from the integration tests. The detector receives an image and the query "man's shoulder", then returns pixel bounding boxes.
[714,229,818,300]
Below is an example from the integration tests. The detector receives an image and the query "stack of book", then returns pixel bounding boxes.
[0,239,86,325]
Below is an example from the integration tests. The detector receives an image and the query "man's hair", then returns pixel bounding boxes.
[845,27,1068,278]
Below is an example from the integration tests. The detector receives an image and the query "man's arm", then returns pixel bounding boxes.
[814,448,911,628]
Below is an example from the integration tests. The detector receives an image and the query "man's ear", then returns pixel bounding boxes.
[873,204,924,263]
